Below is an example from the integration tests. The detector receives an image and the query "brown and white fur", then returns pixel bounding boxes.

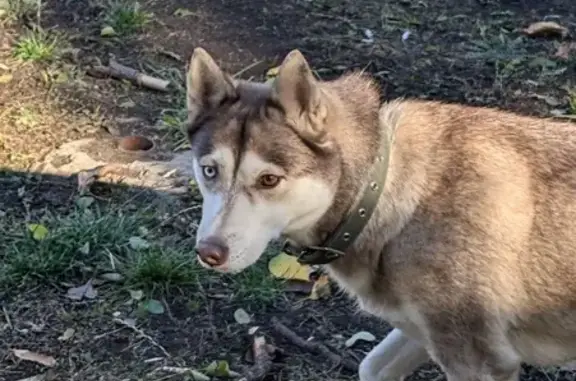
[185,47,576,381]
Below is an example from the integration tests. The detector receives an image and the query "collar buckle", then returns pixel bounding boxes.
[282,241,345,265]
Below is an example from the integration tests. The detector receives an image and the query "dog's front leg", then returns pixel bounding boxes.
[359,328,430,381]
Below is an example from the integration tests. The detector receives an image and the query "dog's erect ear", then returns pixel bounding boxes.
[186,47,236,131]
[273,50,332,151]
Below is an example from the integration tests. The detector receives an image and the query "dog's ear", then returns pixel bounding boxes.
[186,48,236,133]
[273,50,332,151]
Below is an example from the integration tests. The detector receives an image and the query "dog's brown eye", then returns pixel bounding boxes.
[258,174,281,189]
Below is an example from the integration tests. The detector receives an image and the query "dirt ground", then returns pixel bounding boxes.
[1,0,576,380]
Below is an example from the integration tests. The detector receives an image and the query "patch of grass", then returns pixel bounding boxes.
[13,106,39,128]
[227,247,284,302]
[124,246,200,291]
[0,204,200,292]
[568,89,576,115]
[102,0,151,35]
[0,0,41,23]
[12,28,59,62]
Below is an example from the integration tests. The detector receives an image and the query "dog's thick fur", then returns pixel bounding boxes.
[186,47,576,381]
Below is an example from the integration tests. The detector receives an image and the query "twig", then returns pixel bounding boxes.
[310,12,359,31]
[113,318,171,358]
[149,205,201,233]
[271,317,358,372]
[238,336,274,381]
[232,59,265,79]
[87,60,171,92]
[2,306,13,330]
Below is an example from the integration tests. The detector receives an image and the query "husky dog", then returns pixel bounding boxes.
[185,47,576,381]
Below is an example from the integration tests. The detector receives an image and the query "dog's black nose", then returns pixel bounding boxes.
[195,237,229,267]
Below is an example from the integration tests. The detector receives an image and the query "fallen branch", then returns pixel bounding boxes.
[87,60,170,92]
[271,317,358,372]
[239,336,275,381]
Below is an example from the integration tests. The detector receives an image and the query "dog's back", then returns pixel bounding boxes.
[338,99,576,369]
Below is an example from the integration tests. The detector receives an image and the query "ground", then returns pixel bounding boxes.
[1,0,576,380]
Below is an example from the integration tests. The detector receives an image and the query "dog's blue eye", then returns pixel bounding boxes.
[202,166,218,179]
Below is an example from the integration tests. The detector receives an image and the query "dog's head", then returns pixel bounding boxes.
[186,48,348,273]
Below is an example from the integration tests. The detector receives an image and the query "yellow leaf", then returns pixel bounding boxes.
[100,26,116,37]
[265,66,280,80]
[309,275,331,300]
[27,224,49,241]
[268,252,310,281]
[173,8,196,17]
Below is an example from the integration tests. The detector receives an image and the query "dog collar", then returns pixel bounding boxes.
[282,133,390,265]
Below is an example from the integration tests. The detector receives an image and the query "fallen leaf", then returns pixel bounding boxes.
[555,42,576,60]
[119,100,136,108]
[128,236,150,250]
[66,280,97,300]
[76,196,94,209]
[78,242,90,255]
[27,224,49,241]
[551,108,569,117]
[160,366,210,381]
[309,275,331,300]
[204,360,241,378]
[100,26,116,37]
[173,8,196,17]
[12,349,56,367]
[266,66,280,80]
[25,321,44,332]
[528,93,562,107]
[143,299,164,314]
[522,21,569,39]
[77,166,103,194]
[345,331,376,347]
[58,328,75,341]
[248,326,259,335]
[0,73,13,84]
[268,252,311,281]
[129,289,144,301]
[233,308,251,324]
[115,317,137,328]
[99,272,123,282]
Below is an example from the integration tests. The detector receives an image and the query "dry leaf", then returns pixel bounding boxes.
[309,275,331,300]
[529,93,562,107]
[99,272,124,282]
[160,367,210,380]
[66,280,97,300]
[58,328,75,341]
[77,166,103,194]
[555,42,576,60]
[128,236,150,250]
[344,331,376,347]
[100,26,116,37]
[268,252,311,281]
[233,308,251,324]
[13,349,56,367]
[0,73,13,84]
[522,21,568,38]
[265,66,280,80]
[129,289,144,301]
